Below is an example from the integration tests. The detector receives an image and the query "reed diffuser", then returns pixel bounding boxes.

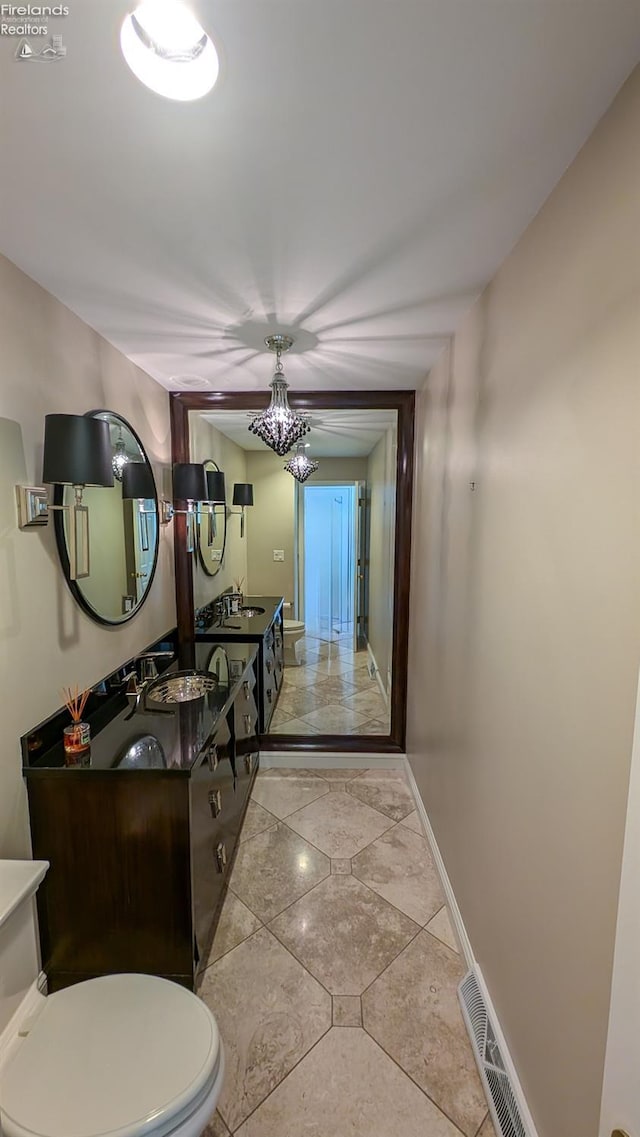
[61,685,91,765]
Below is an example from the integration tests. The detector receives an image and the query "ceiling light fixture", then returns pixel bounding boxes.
[284,443,319,483]
[248,335,310,456]
[111,427,130,482]
[120,1,219,102]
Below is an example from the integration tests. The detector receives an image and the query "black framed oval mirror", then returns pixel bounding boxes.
[198,459,227,576]
[53,410,160,625]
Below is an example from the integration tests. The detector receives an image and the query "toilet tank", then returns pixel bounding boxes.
[0,862,48,1036]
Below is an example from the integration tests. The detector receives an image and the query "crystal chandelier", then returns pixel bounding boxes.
[284,443,319,483]
[248,334,310,456]
[112,427,130,482]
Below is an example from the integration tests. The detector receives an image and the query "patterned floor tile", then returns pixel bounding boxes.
[235,1028,462,1137]
[426,906,459,953]
[400,809,424,835]
[285,790,394,858]
[202,1111,231,1137]
[332,995,362,1026]
[204,889,262,966]
[239,800,279,843]
[352,824,444,924]
[347,768,414,820]
[251,769,328,818]
[199,929,331,1131]
[230,822,330,922]
[300,703,370,732]
[362,931,487,1136]
[269,874,419,994]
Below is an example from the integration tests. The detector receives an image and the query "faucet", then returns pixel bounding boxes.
[124,650,175,718]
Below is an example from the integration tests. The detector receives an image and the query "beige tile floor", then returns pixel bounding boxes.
[269,631,391,735]
[200,767,496,1137]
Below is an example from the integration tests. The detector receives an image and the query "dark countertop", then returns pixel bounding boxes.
[195,596,284,641]
[23,641,259,774]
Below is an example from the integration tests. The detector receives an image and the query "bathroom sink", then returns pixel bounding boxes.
[240,606,266,617]
[145,671,219,705]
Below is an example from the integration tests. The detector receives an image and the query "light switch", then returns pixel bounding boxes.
[273,549,285,561]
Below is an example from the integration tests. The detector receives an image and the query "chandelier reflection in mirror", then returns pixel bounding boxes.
[248,334,310,456]
[284,443,319,483]
[111,426,130,482]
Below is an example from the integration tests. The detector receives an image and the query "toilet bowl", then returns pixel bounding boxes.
[0,861,224,1137]
[283,618,305,666]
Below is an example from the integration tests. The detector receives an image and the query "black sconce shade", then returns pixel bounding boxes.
[206,470,226,504]
[42,414,114,487]
[122,462,156,500]
[232,483,254,507]
[173,462,208,502]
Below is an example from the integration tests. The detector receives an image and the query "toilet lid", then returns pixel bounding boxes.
[1,974,221,1137]
[283,620,305,632]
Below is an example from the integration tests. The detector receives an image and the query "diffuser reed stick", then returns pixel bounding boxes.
[61,685,91,723]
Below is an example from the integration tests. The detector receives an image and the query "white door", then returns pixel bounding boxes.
[599,666,640,1137]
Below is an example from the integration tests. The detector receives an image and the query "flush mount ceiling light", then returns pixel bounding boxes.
[120,1,219,102]
[111,427,130,482]
[284,443,319,483]
[248,335,310,457]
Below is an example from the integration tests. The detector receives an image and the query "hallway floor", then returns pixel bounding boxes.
[199,766,495,1137]
[269,632,391,735]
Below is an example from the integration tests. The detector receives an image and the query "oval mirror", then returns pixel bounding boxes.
[53,410,159,625]
[198,459,227,576]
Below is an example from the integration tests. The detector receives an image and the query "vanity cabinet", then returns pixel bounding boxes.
[23,644,259,993]
[196,596,284,732]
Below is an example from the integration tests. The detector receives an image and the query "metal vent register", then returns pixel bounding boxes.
[459,972,527,1137]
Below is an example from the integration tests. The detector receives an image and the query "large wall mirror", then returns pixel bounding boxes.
[173,391,414,752]
[54,410,159,625]
[198,459,227,576]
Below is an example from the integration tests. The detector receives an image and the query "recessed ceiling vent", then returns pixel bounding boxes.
[459,971,528,1137]
[169,375,210,390]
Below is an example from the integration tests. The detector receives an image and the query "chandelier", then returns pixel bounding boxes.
[112,427,130,482]
[248,334,310,456]
[284,443,319,483]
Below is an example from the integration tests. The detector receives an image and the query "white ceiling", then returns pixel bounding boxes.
[200,408,396,457]
[1,1,639,394]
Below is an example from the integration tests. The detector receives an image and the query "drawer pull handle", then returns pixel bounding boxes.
[243,681,251,698]
[266,688,272,702]
[215,842,227,872]
[266,660,272,674]
[208,789,222,818]
[207,744,219,771]
[244,754,254,775]
[244,713,252,733]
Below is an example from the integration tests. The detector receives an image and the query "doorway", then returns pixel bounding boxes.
[300,484,356,641]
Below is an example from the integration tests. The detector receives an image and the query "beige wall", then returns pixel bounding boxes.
[190,415,248,606]
[367,430,396,694]
[0,254,174,858]
[245,451,296,601]
[407,68,640,1137]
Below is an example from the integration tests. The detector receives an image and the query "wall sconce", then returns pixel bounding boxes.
[230,483,254,538]
[173,462,208,553]
[16,413,113,580]
[122,462,174,524]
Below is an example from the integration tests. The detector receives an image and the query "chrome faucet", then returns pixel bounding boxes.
[124,651,175,718]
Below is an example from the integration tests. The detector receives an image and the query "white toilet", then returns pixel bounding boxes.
[283,618,305,666]
[0,860,224,1137]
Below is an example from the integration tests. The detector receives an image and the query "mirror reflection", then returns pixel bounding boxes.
[56,411,159,624]
[198,460,227,576]
[190,408,397,736]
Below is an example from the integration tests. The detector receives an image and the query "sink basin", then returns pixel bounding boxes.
[145,671,218,705]
[240,606,266,617]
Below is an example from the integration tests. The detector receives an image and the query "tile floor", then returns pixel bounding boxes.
[199,766,495,1137]
[269,631,391,735]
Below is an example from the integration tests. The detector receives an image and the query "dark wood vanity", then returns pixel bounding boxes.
[195,596,285,732]
[22,639,260,993]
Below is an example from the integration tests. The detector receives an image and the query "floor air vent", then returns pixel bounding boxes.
[459,971,528,1137]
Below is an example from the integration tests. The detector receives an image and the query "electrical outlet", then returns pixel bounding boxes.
[273,549,285,561]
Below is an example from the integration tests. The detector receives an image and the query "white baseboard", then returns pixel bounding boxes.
[366,642,389,709]
[261,753,403,769]
[403,757,540,1137]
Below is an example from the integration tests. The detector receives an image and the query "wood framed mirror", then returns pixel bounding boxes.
[170,390,414,753]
